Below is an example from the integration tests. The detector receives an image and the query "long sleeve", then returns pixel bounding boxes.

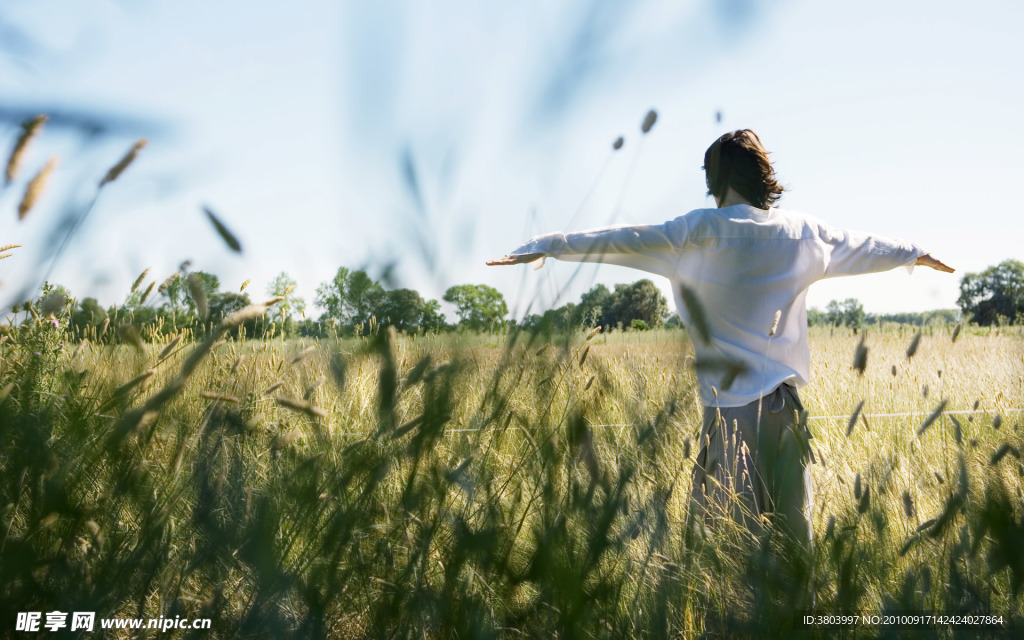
[509,216,689,279]
[817,223,925,279]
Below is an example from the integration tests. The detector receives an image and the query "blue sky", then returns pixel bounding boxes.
[1,0,1021,320]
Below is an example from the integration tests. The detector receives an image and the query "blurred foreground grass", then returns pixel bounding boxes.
[2,313,1023,638]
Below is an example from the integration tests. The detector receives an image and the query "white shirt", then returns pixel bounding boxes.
[511,205,926,407]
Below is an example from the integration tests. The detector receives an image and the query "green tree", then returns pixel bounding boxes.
[823,298,864,328]
[314,267,384,332]
[611,279,667,329]
[522,303,577,335]
[164,271,219,316]
[345,270,385,329]
[806,307,826,327]
[267,271,306,337]
[957,259,1024,326]
[378,288,424,333]
[267,271,306,320]
[420,299,448,333]
[443,284,508,332]
[314,266,350,322]
[574,284,614,329]
[209,291,252,322]
[72,297,107,334]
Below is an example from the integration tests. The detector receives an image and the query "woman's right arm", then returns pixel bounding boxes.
[487,217,690,278]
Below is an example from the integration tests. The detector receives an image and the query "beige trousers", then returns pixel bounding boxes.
[690,383,814,546]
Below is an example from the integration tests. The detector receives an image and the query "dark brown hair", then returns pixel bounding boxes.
[703,129,784,209]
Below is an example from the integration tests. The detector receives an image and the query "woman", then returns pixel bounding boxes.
[487,129,954,544]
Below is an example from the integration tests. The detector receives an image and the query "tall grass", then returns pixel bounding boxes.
[2,298,1022,637]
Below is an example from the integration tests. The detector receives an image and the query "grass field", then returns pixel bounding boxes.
[1,312,1023,638]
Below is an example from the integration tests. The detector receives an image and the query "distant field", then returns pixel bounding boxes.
[2,320,1022,637]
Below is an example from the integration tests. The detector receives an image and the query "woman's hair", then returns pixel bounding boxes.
[703,129,785,209]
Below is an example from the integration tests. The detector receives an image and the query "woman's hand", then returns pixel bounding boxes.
[915,254,955,273]
[486,253,545,266]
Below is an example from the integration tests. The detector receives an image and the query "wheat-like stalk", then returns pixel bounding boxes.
[200,391,241,404]
[158,334,183,361]
[187,273,208,319]
[220,304,267,330]
[5,115,47,184]
[157,272,179,295]
[139,281,156,305]
[72,338,89,360]
[131,268,151,294]
[275,395,327,419]
[240,279,251,292]
[263,381,285,395]
[99,139,146,187]
[641,109,658,134]
[18,156,58,220]
[0,244,22,253]
[291,345,317,366]
[203,206,242,253]
[118,323,147,354]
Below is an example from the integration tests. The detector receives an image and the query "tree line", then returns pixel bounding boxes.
[12,258,1023,342]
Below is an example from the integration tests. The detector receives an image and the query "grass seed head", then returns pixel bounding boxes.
[158,334,183,361]
[187,273,208,319]
[99,139,146,187]
[275,395,327,419]
[273,429,301,450]
[131,268,151,293]
[291,345,317,366]
[990,444,1019,466]
[916,400,948,436]
[846,399,865,437]
[612,136,624,150]
[769,309,781,337]
[203,206,243,253]
[950,415,963,445]
[902,492,916,519]
[18,156,58,220]
[641,109,658,134]
[264,381,284,395]
[5,115,47,184]
[139,281,156,305]
[303,375,325,400]
[220,304,267,330]
[157,272,179,294]
[240,278,251,292]
[857,484,871,514]
[200,391,241,404]
[679,284,710,343]
[578,344,590,367]
[853,336,868,375]
[118,323,147,354]
[906,331,922,359]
